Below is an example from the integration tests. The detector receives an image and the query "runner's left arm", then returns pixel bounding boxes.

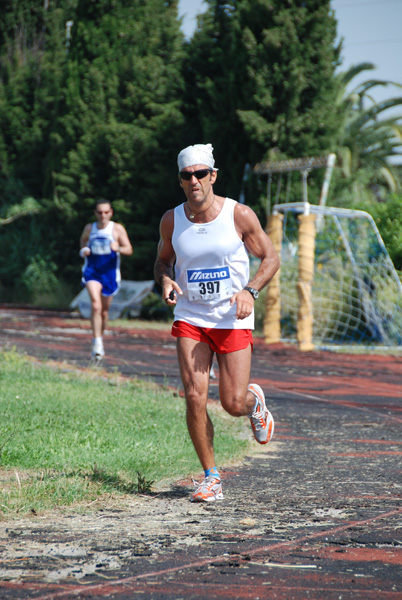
[230,204,280,319]
[111,224,133,255]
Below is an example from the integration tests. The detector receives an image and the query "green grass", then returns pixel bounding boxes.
[0,349,251,517]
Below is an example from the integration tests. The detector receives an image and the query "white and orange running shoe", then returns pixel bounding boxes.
[190,475,224,502]
[248,383,274,444]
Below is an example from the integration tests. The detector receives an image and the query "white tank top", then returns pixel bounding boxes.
[88,221,115,254]
[172,198,254,329]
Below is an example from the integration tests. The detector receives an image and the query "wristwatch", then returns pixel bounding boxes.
[244,286,259,299]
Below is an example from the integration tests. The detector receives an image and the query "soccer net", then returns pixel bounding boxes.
[253,154,402,349]
[276,204,402,348]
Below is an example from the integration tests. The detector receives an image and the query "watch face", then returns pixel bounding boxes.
[245,287,258,299]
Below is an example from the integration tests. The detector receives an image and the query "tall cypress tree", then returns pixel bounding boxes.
[0,0,186,293]
[0,0,74,196]
[0,0,75,296]
[54,0,186,281]
[184,0,340,202]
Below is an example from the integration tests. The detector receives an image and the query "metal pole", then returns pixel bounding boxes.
[319,153,336,207]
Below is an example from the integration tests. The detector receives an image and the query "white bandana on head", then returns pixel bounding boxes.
[177,143,217,171]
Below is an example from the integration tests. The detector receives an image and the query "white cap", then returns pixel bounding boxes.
[177,143,217,171]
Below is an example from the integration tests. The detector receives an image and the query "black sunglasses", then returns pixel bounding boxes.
[179,168,213,181]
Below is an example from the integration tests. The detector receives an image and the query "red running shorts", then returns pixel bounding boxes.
[171,320,253,354]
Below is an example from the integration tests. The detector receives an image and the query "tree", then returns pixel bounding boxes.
[0,0,75,197]
[364,192,402,270]
[47,0,187,282]
[184,0,340,204]
[0,0,75,301]
[0,196,41,226]
[0,0,187,300]
[331,63,402,205]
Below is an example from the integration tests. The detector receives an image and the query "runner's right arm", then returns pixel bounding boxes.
[154,210,182,304]
[79,224,92,258]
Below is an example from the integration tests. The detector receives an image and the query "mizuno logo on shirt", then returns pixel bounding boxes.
[187,267,230,281]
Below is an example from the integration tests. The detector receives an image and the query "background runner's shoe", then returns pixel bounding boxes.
[190,475,224,502]
[91,339,104,360]
[248,383,274,444]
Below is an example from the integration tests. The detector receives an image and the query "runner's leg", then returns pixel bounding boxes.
[86,280,104,339]
[217,345,256,416]
[100,293,113,335]
[176,337,215,471]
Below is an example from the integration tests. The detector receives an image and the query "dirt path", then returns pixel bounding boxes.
[0,308,401,599]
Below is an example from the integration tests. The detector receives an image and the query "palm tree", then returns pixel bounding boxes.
[333,62,402,204]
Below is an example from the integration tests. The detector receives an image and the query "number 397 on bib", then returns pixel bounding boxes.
[186,267,232,301]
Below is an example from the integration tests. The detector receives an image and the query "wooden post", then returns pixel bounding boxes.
[264,212,283,344]
[296,213,316,351]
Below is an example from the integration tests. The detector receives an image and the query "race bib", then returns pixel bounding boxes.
[90,237,112,255]
[186,267,232,301]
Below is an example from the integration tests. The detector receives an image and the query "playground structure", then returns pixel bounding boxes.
[254,155,402,350]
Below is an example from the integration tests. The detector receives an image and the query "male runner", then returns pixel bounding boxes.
[154,143,280,502]
[80,199,132,360]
